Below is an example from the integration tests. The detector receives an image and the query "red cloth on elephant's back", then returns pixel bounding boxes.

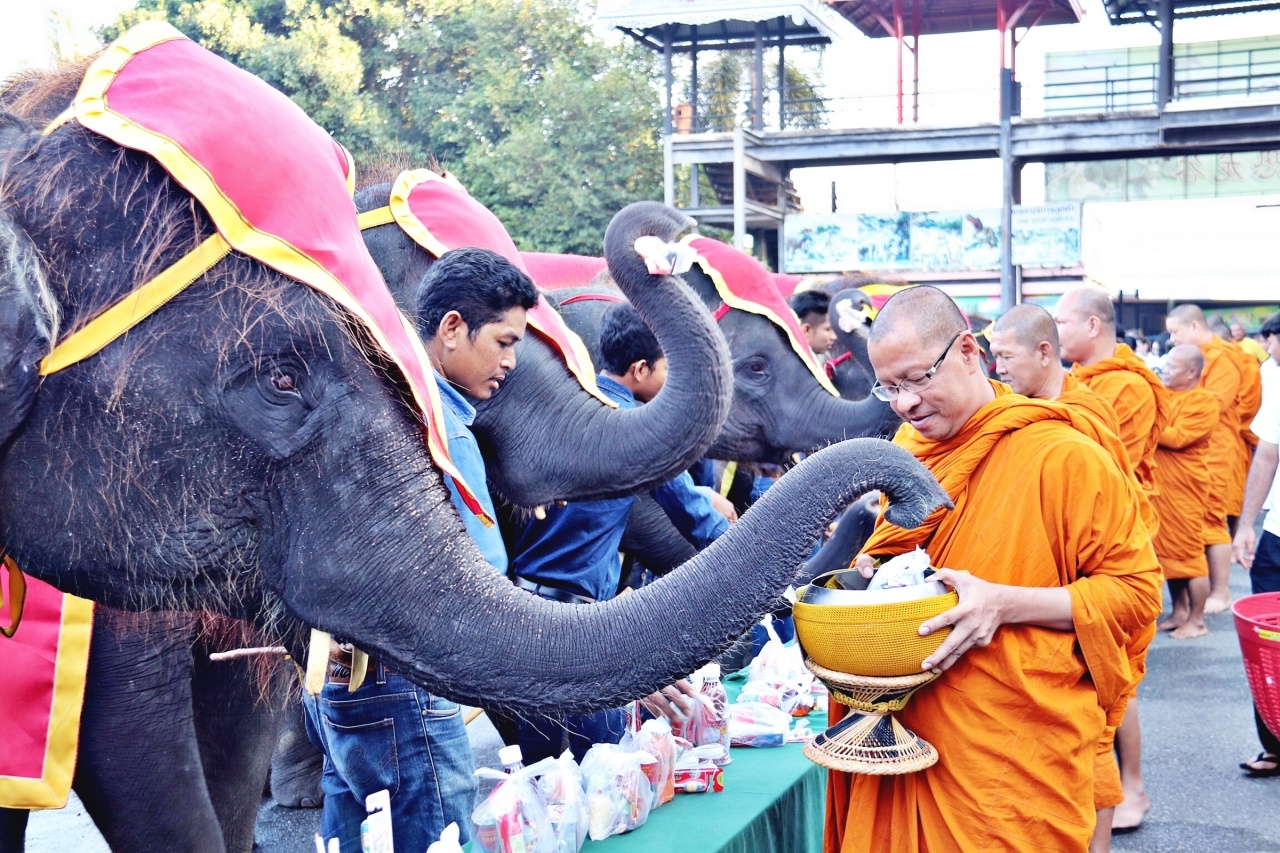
[68,21,489,521]
[0,571,92,808]
[520,252,608,290]
[684,236,839,397]
[386,170,613,407]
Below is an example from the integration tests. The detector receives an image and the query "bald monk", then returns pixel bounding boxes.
[1166,303,1255,614]
[825,286,1162,853]
[1054,286,1167,835]
[990,303,1120,435]
[1151,345,1219,639]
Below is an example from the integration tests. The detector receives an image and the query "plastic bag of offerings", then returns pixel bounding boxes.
[471,763,557,853]
[580,743,656,840]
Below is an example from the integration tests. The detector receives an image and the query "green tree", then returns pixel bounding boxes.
[691,52,828,132]
[107,0,664,255]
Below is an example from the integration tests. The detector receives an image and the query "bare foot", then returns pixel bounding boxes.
[1170,622,1208,639]
[1156,614,1185,632]
[1111,790,1150,833]
[1204,595,1231,614]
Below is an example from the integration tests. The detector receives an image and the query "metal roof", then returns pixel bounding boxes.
[1103,0,1280,24]
[823,0,1084,38]
[595,0,865,51]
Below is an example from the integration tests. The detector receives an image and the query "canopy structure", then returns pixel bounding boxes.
[1103,0,1280,24]
[596,0,864,51]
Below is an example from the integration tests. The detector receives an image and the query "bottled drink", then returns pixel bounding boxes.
[698,664,732,766]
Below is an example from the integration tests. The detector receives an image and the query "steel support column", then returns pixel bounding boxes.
[662,25,673,137]
[690,26,699,208]
[733,128,747,249]
[999,116,1022,312]
[753,24,765,131]
[1158,0,1175,108]
[777,16,787,129]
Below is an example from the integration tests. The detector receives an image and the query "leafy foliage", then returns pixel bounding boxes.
[689,52,828,132]
[107,0,663,254]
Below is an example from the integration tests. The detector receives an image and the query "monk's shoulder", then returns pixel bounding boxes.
[992,418,1113,475]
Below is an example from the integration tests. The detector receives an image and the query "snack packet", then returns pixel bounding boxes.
[580,743,657,841]
[472,764,557,853]
[727,701,793,748]
[738,680,817,717]
[623,719,676,806]
[536,751,588,853]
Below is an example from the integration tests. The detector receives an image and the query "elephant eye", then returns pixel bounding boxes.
[271,370,297,394]
[749,360,767,374]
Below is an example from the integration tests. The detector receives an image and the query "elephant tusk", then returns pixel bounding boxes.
[534,505,547,520]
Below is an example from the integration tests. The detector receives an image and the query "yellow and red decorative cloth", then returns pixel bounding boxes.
[683,236,840,397]
[0,570,92,809]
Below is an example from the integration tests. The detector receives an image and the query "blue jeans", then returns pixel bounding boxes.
[1250,530,1280,756]
[516,708,627,763]
[301,666,477,853]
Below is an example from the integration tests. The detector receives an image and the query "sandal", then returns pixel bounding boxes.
[1239,752,1280,778]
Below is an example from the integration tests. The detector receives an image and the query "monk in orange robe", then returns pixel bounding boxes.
[825,286,1162,853]
[1055,286,1167,836]
[1166,304,1247,614]
[1150,345,1218,640]
[1209,318,1263,517]
[989,303,1120,435]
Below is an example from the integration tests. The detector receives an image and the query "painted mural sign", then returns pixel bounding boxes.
[783,203,1082,273]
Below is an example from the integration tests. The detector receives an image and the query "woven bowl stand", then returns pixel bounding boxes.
[803,657,940,775]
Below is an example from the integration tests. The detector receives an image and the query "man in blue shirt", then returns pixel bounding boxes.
[304,248,536,853]
[508,303,730,761]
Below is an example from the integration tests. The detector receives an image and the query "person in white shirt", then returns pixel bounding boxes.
[1231,311,1280,777]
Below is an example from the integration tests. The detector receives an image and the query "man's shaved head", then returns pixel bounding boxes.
[989,304,1065,398]
[1054,287,1118,366]
[1162,343,1205,391]
[866,285,992,440]
[1167,304,1207,327]
[993,304,1060,353]
[1166,303,1212,347]
[1208,317,1231,339]
[869,285,967,348]
[1057,287,1115,328]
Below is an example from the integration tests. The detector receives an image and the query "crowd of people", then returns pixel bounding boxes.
[294,259,1277,853]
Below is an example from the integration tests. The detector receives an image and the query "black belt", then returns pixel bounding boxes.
[514,575,595,605]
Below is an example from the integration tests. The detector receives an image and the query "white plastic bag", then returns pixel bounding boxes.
[867,547,933,590]
[748,614,806,683]
[579,743,657,841]
[471,764,557,853]
[535,751,589,853]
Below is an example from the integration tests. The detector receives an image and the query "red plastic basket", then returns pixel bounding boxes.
[1232,592,1280,735]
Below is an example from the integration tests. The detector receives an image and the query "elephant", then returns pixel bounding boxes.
[0,51,948,853]
[356,180,732,508]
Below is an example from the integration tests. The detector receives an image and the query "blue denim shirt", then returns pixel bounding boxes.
[435,375,507,573]
[509,374,729,601]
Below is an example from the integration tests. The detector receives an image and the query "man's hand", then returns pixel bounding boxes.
[916,569,1006,674]
[708,491,738,524]
[1234,525,1257,570]
[854,553,876,579]
[640,679,700,723]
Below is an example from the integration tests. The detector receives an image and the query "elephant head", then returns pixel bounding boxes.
[826,286,877,401]
[356,177,732,506]
[557,245,902,464]
[0,50,948,715]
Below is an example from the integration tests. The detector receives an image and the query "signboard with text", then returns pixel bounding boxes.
[783,203,1081,273]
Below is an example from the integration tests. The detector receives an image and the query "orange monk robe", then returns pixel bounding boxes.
[1198,336,1245,543]
[1058,372,1121,437]
[825,383,1162,853]
[1151,388,1217,579]
[1053,373,1142,811]
[1232,348,1262,511]
[1071,344,1169,518]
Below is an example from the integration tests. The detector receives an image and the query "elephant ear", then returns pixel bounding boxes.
[0,113,59,448]
[0,215,57,449]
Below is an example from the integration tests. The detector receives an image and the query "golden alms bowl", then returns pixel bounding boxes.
[794,580,959,678]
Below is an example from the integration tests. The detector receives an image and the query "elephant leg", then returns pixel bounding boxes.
[192,620,291,853]
[0,808,28,853]
[269,691,325,809]
[74,608,226,853]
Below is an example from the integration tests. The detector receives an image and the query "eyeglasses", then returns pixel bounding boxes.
[870,331,964,402]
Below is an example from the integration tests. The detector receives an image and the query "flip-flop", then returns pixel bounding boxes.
[1239,752,1280,778]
